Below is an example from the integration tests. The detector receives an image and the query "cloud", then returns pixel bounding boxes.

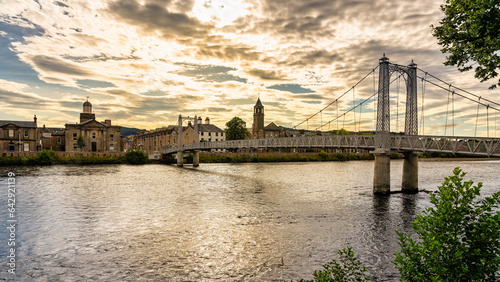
[267,84,315,94]
[108,0,213,40]
[29,55,92,76]
[176,63,247,83]
[246,68,288,80]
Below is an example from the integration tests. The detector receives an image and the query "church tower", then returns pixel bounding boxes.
[252,97,264,138]
[80,97,96,123]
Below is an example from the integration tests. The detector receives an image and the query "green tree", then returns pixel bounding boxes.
[125,149,149,164]
[225,117,250,140]
[393,167,500,281]
[335,128,349,135]
[77,135,86,151]
[432,0,500,89]
[305,247,371,282]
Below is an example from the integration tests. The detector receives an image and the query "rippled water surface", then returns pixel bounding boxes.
[0,160,499,281]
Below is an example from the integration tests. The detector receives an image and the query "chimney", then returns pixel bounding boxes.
[205,117,210,124]
[34,115,37,125]
[105,119,111,126]
[188,120,192,126]
[198,117,202,123]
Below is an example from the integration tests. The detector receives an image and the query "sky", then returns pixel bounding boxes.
[0,0,498,136]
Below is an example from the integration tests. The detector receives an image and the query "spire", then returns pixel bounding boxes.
[255,97,263,107]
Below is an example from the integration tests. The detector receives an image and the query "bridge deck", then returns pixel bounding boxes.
[161,134,500,158]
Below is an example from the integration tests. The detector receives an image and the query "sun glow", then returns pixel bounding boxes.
[192,0,249,27]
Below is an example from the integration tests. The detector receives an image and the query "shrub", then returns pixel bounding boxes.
[304,247,371,281]
[38,149,55,165]
[125,149,149,164]
[393,167,500,281]
[319,150,329,160]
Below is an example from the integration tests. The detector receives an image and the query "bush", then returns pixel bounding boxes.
[125,149,149,164]
[319,150,329,160]
[38,149,55,165]
[304,247,371,281]
[393,167,500,281]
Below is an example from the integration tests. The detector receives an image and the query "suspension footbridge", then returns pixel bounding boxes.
[162,55,500,195]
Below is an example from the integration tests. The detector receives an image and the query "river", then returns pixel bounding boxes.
[0,159,499,281]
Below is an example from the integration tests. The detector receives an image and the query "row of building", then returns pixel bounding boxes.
[127,98,290,154]
[128,117,226,153]
[1,97,360,155]
[0,99,123,153]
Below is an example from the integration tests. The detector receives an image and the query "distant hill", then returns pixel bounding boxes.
[121,127,144,137]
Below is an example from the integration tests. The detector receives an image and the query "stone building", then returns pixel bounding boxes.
[39,125,65,151]
[134,126,179,153]
[251,98,287,139]
[132,117,225,154]
[65,99,122,152]
[0,116,38,152]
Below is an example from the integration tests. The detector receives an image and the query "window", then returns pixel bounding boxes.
[73,143,78,149]
[209,132,211,136]
[92,132,96,139]
[221,132,223,137]
[201,132,204,136]
[57,138,61,145]
[216,132,218,137]
[110,133,114,141]
[73,132,77,141]
[110,144,115,150]
[23,143,29,151]
[24,130,29,138]
[9,130,14,138]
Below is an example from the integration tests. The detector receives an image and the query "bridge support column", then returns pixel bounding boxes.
[402,152,418,193]
[373,151,390,195]
[193,150,200,167]
[176,151,183,167]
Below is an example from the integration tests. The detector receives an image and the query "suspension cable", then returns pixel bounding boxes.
[353,87,356,132]
[495,112,498,138]
[336,100,339,130]
[444,85,451,136]
[475,97,481,137]
[373,69,376,129]
[316,74,402,131]
[418,68,500,108]
[418,75,500,112]
[358,102,363,132]
[396,75,400,133]
[452,91,455,136]
[420,72,427,135]
[293,65,379,129]
[487,105,490,138]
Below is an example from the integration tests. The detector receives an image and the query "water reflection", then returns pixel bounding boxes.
[0,161,498,280]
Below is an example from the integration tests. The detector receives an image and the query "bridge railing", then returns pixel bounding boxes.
[161,134,500,157]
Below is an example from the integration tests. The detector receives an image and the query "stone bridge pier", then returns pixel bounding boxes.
[373,55,419,194]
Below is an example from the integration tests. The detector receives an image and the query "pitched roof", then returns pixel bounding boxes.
[40,127,66,136]
[264,122,280,131]
[198,123,223,133]
[0,120,36,128]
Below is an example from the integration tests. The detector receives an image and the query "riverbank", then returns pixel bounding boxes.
[173,152,376,164]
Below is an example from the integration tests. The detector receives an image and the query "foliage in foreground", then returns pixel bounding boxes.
[393,167,500,281]
[124,149,149,164]
[303,247,371,282]
[306,167,500,281]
